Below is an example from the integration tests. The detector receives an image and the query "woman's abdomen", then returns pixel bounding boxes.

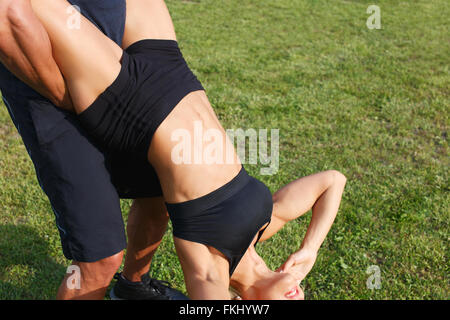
[149,90,243,203]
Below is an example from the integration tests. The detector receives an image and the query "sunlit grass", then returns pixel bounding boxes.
[0,0,448,299]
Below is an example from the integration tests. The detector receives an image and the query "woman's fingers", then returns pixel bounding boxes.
[277,249,317,282]
[277,254,299,273]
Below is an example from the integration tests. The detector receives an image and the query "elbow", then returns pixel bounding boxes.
[0,1,17,58]
[330,170,347,187]
[0,0,28,38]
[0,0,14,17]
[6,0,31,27]
[0,0,13,32]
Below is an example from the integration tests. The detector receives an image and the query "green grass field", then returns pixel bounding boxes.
[0,0,448,299]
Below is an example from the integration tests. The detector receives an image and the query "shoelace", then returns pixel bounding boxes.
[115,272,173,296]
[151,279,172,294]
[145,277,172,295]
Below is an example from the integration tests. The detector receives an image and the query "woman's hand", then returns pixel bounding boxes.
[277,247,318,282]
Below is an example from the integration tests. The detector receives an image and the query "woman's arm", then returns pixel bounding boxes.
[262,170,347,280]
[231,170,347,294]
[0,0,72,110]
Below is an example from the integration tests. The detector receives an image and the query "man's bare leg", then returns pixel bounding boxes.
[56,252,123,300]
[122,197,169,282]
[55,198,169,299]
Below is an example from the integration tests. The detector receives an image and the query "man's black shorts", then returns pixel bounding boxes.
[2,95,163,262]
[0,0,164,262]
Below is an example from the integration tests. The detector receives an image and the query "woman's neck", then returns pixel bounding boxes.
[230,246,274,299]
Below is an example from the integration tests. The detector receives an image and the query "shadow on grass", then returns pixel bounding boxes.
[0,224,66,299]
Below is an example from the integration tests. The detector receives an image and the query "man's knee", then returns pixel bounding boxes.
[74,251,123,285]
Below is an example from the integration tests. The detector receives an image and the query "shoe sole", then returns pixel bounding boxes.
[109,287,124,300]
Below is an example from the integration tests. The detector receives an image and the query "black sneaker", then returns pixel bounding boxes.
[109,272,189,300]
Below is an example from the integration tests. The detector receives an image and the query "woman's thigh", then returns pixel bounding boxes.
[122,0,177,50]
[30,0,123,112]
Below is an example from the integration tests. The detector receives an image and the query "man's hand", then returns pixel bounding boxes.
[277,247,318,282]
[0,0,74,111]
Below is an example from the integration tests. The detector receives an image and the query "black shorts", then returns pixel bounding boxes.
[166,167,273,275]
[2,94,162,262]
[78,39,204,158]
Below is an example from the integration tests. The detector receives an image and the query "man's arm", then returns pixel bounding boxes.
[0,0,72,110]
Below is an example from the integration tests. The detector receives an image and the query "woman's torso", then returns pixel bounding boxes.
[148,90,242,203]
